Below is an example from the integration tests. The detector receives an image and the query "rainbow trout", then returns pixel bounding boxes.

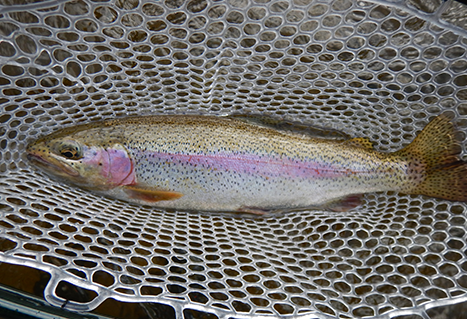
[26,113,467,214]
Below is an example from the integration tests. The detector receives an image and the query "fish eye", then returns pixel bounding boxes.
[59,145,82,160]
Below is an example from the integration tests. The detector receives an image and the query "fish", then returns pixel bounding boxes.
[26,113,467,214]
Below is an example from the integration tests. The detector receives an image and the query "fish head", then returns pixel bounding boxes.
[26,126,134,191]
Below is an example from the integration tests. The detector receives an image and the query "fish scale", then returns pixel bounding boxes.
[26,114,467,214]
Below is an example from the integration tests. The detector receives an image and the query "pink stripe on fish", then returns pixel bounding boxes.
[148,151,361,179]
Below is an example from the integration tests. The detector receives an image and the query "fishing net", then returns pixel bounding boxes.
[1,0,467,318]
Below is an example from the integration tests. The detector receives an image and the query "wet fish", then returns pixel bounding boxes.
[26,113,467,214]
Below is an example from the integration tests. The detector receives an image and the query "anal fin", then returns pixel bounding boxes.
[124,185,183,203]
[237,206,273,215]
[324,194,363,212]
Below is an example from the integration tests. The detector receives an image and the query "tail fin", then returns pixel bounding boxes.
[396,112,467,202]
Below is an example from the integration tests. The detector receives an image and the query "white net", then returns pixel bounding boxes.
[1,0,467,318]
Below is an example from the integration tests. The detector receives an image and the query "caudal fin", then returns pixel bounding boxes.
[397,112,467,202]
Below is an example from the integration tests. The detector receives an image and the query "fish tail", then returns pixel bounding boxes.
[396,112,467,202]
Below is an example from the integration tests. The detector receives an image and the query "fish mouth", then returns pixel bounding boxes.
[27,152,80,177]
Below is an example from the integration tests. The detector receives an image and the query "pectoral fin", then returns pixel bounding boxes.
[124,185,183,203]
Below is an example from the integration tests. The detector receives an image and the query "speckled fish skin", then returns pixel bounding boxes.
[119,116,406,211]
[26,113,467,213]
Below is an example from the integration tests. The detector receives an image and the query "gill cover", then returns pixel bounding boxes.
[27,133,136,191]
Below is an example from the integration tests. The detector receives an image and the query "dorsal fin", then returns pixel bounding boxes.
[227,113,350,140]
[343,137,374,150]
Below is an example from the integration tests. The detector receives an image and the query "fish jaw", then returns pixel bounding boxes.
[27,149,81,178]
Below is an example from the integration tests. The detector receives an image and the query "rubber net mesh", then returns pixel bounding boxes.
[1,0,467,318]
